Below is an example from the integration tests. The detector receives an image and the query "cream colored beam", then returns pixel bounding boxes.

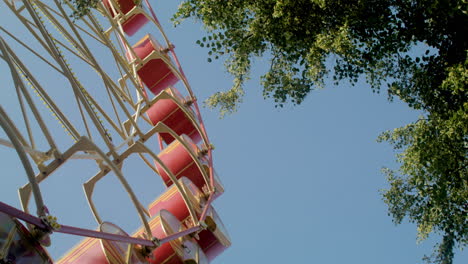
[11,2,134,143]
[69,2,139,99]
[1,40,81,140]
[22,0,117,158]
[15,77,35,149]
[77,138,153,240]
[94,2,148,104]
[83,139,199,227]
[18,138,96,215]
[36,0,105,45]
[3,0,54,58]
[0,138,99,161]
[32,2,93,63]
[0,25,64,74]
[53,0,143,138]
[40,0,134,134]
[18,136,154,241]
[0,37,60,156]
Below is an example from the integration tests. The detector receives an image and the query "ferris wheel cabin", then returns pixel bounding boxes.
[147,87,202,145]
[155,135,224,194]
[0,212,53,264]
[129,35,179,96]
[147,178,231,261]
[132,210,208,264]
[103,0,149,36]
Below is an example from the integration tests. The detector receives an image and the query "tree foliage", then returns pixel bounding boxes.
[172,1,467,263]
[173,0,467,114]
[69,1,467,263]
[67,0,99,19]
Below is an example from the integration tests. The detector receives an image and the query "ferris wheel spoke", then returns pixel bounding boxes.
[0,41,63,155]
[36,1,153,132]
[37,1,142,101]
[0,138,49,162]
[6,0,160,149]
[0,201,46,228]
[0,38,81,144]
[0,26,65,75]
[3,1,57,60]
[34,1,97,58]
[23,0,122,154]
[35,0,106,46]
[32,2,143,139]
[33,2,92,62]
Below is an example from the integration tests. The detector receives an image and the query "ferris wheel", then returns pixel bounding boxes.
[0,0,230,263]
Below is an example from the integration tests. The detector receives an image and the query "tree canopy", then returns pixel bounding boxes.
[72,1,467,263]
[173,2,467,263]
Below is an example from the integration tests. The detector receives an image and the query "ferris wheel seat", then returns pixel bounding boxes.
[148,177,204,221]
[103,0,149,36]
[99,222,146,264]
[138,59,179,95]
[57,222,145,264]
[138,210,181,264]
[197,207,231,261]
[183,240,209,264]
[0,212,53,264]
[103,0,137,15]
[56,238,108,264]
[132,209,207,264]
[155,134,222,193]
[129,35,179,95]
[122,14,149,36]
[147,196,230,262]
[147,87,201,144]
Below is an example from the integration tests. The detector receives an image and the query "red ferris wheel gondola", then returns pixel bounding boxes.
[154,134,224,193]
[103,0,149,36]
[0,212,53,264]
[147,87,202,145]
[148,178,231,261]
[128,34,179,96]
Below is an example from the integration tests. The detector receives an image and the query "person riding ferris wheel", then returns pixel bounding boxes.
[0,0,230,263]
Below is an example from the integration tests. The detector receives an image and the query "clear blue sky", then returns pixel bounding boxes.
[0,1,466,263]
